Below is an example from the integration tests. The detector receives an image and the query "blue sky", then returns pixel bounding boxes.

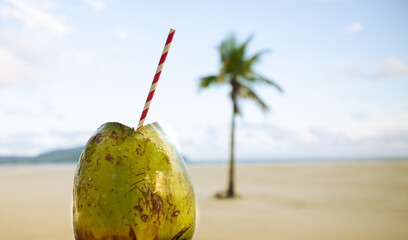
[0,0,407,161]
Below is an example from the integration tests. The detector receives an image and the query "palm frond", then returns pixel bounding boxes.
[199,75,219,88]
[237,50,269,76]
[248,49,270,65]
[233,36,252,69]
[237,85,269,112]
[221,35,253,75]
[218,60,228,82]
[219,35,236,62]
[244,74,283,93]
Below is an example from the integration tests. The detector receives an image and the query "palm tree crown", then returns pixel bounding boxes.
[200,35,282,114]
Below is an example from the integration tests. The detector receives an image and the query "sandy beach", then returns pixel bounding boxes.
[0,160,407,240]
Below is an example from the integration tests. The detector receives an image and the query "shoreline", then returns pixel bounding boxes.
[1,157,407,168]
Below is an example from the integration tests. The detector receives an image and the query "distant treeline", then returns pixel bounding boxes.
[0,147,83,165]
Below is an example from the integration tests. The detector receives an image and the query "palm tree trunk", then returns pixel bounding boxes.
[226,101,236,197]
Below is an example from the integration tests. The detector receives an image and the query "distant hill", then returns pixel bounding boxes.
[0,147,191,165]
[0,147,83,165]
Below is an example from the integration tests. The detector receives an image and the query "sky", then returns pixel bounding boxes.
[0,0,407,161]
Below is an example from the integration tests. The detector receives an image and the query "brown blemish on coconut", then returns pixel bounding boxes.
[111,130,118,139]
[93,133,102,143]
[129,227,137,240]
[141,214,148,222]
[172,210,180,217]
[163,157,170,164]
[133,204,143,213]
[105,153,114,162]
[152,193,163,214]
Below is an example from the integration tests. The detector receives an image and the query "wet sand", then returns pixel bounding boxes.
[0,160,407,240]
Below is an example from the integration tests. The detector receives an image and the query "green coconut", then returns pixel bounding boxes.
[73,122,195,240]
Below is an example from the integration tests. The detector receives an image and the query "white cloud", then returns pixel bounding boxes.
[0,29,57,63]
[179,120,408,160]
[178,125,229,161]
[0,47,46,86]
[297,130,318,143]
[24,0,56,10]
[115,30,128,39]
[306,128,408,158]
[84,0,105,11]
[0,129,91,156]
[0,29,57,86]
[75,52,93,66]
[344,22,362,33]
[377,57,408,78]
[1,0,72,35]
[335,57,408,81]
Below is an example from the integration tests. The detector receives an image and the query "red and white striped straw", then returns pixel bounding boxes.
[137,28,175,130]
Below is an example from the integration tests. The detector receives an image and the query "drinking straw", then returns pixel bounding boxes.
[137,28,175,130]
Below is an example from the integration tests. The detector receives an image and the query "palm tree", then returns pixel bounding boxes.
[199,34,283,199]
